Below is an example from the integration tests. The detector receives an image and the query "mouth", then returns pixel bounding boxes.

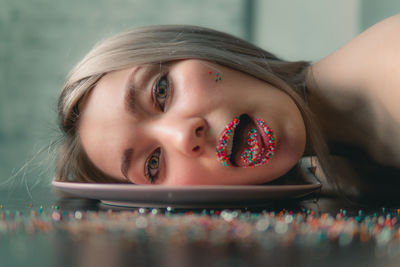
[216,114,276,168]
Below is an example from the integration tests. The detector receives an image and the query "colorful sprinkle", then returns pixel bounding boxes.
[208,70,222,82]
[215,72,222,82]
[2,206,400,251]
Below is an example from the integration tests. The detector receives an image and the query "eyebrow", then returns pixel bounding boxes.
[121,148,133,179]
[120,65,159,180]
[124,66,143,115]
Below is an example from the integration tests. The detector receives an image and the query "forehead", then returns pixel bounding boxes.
[78,67,136,178]
[80,67,133,136]
[87,68,133,109]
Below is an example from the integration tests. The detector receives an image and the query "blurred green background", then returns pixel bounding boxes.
[1,0,400,200]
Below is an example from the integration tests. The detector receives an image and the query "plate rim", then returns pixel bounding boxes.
[52,180,322,191]
[52,181,322,208]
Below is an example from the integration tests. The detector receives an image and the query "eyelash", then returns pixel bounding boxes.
[145,148,161,184]
[145,73,171,183]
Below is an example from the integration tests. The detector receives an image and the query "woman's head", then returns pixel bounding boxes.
[57,25,325,184]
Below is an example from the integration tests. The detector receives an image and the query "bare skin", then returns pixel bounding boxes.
[308,14,400,165]
[307,15,400,196]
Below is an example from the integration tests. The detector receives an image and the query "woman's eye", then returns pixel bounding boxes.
[145,148,161,183]
[152,74,170,111]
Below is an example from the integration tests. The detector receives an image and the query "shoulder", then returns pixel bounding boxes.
[310,14,400,97]
[308,15,400,167]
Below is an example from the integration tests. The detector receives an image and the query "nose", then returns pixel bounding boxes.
[153,117,208,157]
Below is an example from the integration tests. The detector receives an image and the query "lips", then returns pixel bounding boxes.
[216,114,276,168]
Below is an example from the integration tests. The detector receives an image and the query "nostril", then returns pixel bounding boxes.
[195,126,204,137]
[192,145,200,152]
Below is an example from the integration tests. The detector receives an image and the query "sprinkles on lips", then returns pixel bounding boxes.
[216,116,240,166]
[241,121,275,168]
[216,116,276,167]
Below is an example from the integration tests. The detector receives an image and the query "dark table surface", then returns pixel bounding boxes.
[1,185,400,267]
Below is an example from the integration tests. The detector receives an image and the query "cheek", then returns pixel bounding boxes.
[175,82,221,113]
[164,157,265,185]
[174,65,226,106]
[165,161,211,185]
[165,154,233,185]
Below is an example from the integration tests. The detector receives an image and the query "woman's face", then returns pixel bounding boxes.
[79,60,306,185]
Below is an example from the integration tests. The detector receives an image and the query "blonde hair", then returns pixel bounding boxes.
[56,25,330,184]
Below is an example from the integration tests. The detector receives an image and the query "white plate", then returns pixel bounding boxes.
[52,181,321,208]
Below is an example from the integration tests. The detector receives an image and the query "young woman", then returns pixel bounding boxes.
[56,15,400,199]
